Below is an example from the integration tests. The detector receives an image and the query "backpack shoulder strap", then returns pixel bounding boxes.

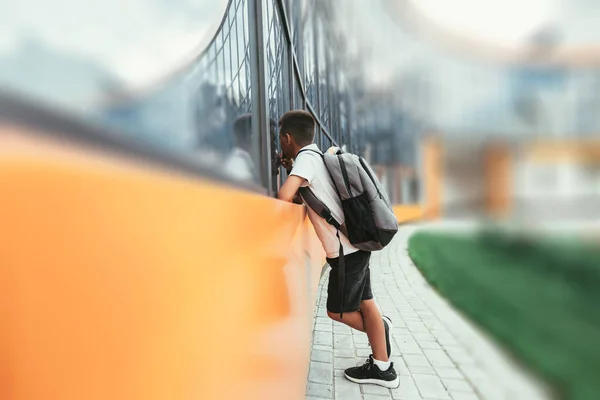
[298,187,347,235]
[297,148,344,199]
[297,148,323,157]
[295,147,348,236]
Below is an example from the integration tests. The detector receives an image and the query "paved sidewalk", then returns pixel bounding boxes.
[305,225,552,400]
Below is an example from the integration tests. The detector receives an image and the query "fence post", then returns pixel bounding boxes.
[248,0,273,195]
[285,0,295,110]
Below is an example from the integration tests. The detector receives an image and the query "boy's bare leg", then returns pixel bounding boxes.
[327,299,388,362]
[327,310,365,332]
[357,299,388,361]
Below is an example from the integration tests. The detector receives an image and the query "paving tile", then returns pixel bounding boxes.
[333,334,354,350]
[334,376,362,400]
[413,374,450,399]
[306,382,333,399]
[357,347,373,357]
[314,331,333,347]
[448,392,479,400]
[391,376,422,400]
[362,383,392,396]
[353,333,370,344]
[408,365,436,375]
[412,331,436,342]
[312,349,333,364]
[399,342,424,355]
[434,366,464,379]
[316,323,333,332]
[334,324,353,335]
[334,349,355,358]
[363,394,393,400]
[333,356,357,370]
[424,349,454,367]
[306,229,550,400]
[441,378,473,392]
[417,340,442,350]
[313,344,333,352]
[404,354,431,368]
[392,356,411,376]
[308,361,333,385]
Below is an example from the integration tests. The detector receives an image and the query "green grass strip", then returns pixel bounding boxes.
[408,231,600,400]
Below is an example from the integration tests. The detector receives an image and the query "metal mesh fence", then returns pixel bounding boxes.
[101,0,361,194]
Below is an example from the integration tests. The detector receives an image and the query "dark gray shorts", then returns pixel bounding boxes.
[326,250,373,314]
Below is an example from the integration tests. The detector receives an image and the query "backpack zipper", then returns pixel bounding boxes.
[359,157,383,199]
[337,155,353,197]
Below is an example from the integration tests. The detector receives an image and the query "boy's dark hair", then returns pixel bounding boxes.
[279,110,315,145]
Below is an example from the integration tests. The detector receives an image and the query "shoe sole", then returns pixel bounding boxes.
[344,373,400,389]
[382,315,394,358]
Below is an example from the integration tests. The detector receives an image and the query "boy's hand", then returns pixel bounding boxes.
[280,155,294,173]
[271,156,281,176]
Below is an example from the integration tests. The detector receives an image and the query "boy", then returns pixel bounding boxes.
[276,110,399,389]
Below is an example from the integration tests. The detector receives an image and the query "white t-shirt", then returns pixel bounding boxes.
[290,143,359,259]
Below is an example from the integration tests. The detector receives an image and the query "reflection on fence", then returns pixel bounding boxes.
[101,0,361,195]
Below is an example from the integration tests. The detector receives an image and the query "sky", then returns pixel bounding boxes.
[339,0,600,88]
[405,0,600,47]
[411,0,555,46]
[0,0,598,89]
[335,0,555,88]
[0,0,226,87]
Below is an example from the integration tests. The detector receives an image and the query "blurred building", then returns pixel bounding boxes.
[362,2,600,223]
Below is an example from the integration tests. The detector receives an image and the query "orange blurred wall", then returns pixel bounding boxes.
[0,126,325,400]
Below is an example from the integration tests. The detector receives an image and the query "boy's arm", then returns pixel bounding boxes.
[277,175,306,203]
[292,193,304,204]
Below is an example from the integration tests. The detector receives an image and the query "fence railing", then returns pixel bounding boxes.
[101,0,360,196]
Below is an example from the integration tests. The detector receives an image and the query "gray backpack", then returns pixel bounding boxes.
[297,147,398,316]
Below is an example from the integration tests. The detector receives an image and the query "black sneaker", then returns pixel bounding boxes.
[344,355,400,388]
[382,315,393,358]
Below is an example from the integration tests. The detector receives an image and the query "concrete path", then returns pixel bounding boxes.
[305,225,552,400]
